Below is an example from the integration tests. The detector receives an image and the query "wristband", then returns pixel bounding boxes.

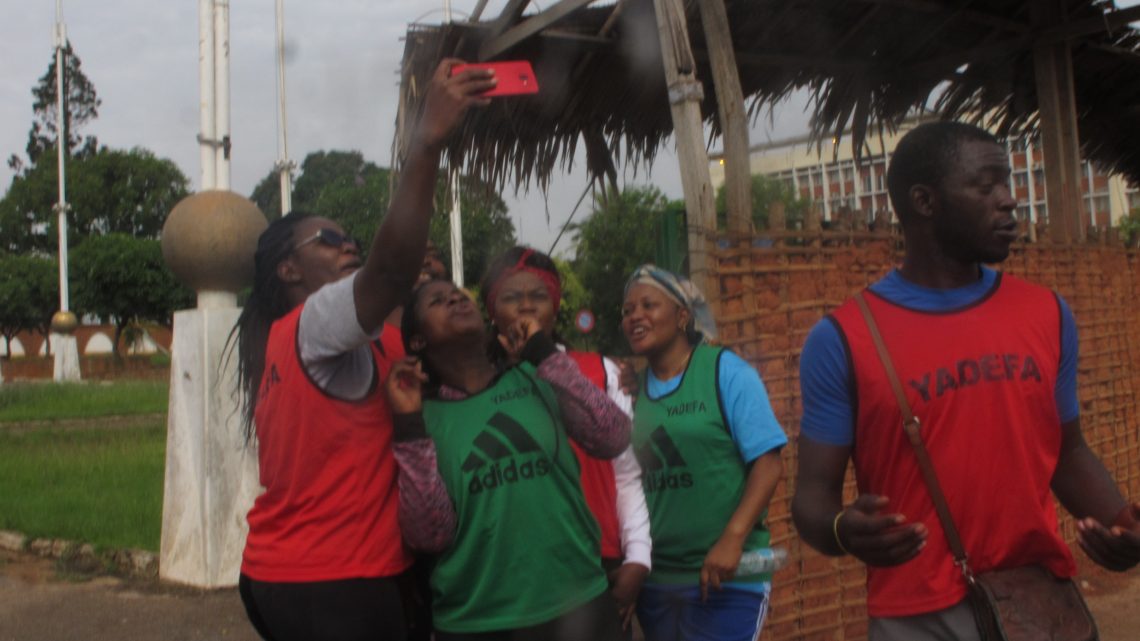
[833,510,852,556]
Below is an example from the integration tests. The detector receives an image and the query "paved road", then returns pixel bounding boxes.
[0,550,258,641]
[2,548,1137,640]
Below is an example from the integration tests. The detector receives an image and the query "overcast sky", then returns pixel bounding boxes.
[2,1,1134,256]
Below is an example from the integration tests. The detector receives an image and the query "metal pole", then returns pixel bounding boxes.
[214,0,231,189]
[443,0,464,286]
[54,3,69,314]
[275,0,294,215]
[199,0,216,190]
[51,0,79,382]
[449,170,464,287]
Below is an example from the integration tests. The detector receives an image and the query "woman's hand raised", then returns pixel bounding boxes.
[386,357,428,414]
[496,318,542,364]
[413,58,497,153]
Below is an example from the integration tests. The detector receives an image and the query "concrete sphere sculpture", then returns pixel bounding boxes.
[162,190,267,304]
[50,310,79,334]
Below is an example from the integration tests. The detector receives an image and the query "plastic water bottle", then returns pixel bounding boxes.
[737,547,789,575]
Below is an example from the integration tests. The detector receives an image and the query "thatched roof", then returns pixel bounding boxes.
[395,0,1140,191]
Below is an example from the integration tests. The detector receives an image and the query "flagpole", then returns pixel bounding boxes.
[275,0,294,215]
[444,1,465,286]
[50,0,80,382]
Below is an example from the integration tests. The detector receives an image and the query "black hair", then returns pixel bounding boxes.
[400,277,449,392]
[886,121,1000,223]
[228,210,313,441]
[479,246,564,362]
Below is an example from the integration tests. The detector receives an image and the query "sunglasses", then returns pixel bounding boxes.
[293,228,359,251]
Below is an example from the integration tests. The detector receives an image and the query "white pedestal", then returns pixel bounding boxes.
[160,307,260,588]
[52,333,81,382]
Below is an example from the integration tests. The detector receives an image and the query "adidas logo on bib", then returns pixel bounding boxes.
[462,412,551,494]
[637,426,694,492]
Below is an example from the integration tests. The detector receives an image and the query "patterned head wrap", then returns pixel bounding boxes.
[485,248,563,316]
[623,264,717,343]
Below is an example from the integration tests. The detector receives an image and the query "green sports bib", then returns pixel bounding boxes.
[633,345,771,584]
[423,364,608,632]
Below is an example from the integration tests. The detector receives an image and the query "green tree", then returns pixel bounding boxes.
[553,257,591,350]
[8,42,101,174]
[1120,209,1140,247]
[250,150,516,281]
[428,176,516,284]
[571,186,672,355]
[0,147,189,253]
[70,234,194,357]
[716,174,812,229]
[0,254,57,357]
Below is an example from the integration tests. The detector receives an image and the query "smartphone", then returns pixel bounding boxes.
[451,60,539,97]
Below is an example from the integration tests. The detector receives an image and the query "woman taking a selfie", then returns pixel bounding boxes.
[233,61,494,641]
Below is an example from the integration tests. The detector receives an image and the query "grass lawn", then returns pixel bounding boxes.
[0,380,168,422]
[0,423,166,551]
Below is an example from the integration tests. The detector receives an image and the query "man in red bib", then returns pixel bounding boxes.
[792,122,1140,640]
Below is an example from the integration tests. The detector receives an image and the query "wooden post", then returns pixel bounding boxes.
[652,0,718,304]
[1032,0,1085,244]
[697,0,751,233]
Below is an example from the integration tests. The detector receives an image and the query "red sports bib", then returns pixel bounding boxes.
[830,273,1075,617]
[566,350,623,560]
[242,306,412,582]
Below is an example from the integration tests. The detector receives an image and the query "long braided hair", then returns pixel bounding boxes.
[229,211,312,442]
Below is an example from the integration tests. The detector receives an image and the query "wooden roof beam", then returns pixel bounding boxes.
[479,0,599,60]
[1041,6,1140,42]
[905,36,1031,75]
[486,0,531,35]
[469,0,492,23]
[710,50,871,74]
[1086,42,1140,64]
[833,5,881,52]
[855,0,1030,34]
[905,5,1140,74]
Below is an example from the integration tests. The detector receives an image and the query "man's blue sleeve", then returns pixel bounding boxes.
[799,318,855,446]
[717,350,788,463]
[1056,295,1079,423]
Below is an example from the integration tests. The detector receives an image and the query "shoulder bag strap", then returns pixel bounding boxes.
[853,292,976,581]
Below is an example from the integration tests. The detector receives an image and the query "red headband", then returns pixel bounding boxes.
[486,249,562,316]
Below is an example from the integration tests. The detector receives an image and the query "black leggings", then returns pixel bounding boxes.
[434,591,622,641]
[239,574,407,641]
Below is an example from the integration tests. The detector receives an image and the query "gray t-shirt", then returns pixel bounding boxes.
[296,273,379,401]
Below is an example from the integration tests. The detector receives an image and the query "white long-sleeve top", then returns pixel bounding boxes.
[595,352,653,570]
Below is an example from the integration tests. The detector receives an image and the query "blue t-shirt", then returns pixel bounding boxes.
[647,349,788,461]
[648,349,788,593]
[799,267,1079,446]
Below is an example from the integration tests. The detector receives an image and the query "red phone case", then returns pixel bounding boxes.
[451,61,539,97]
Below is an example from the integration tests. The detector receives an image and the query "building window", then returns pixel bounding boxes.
[1015,173,1028,187]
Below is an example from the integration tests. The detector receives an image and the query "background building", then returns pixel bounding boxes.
[710,117,1140,228]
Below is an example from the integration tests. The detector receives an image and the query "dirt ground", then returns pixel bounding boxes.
[1,547,1138,640]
